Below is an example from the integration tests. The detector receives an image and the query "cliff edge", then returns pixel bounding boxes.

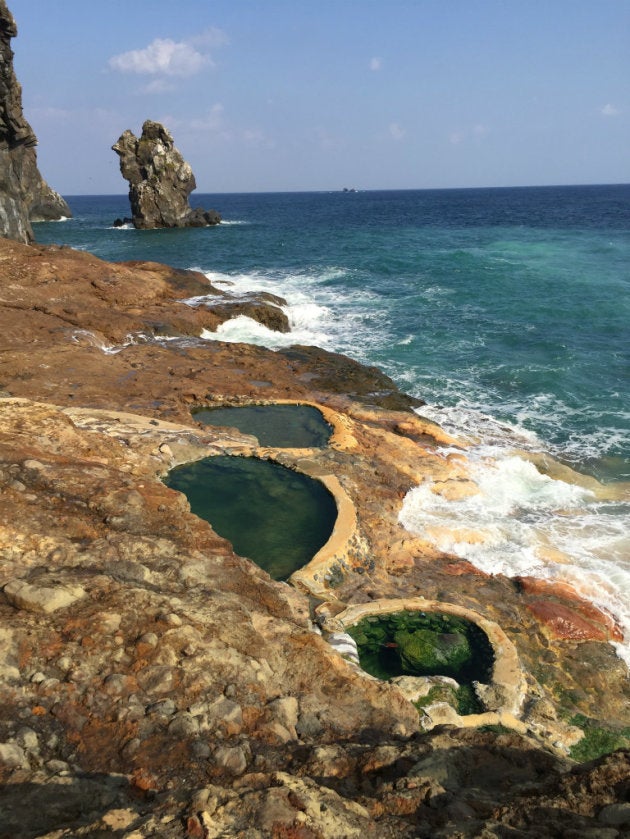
[0,0,70,243]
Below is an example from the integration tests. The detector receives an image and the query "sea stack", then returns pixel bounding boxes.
[112,120,221,229]
[0,1,71,243]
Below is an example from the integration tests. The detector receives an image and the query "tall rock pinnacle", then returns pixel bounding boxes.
[0,1,71,243]
[112,120,221,229]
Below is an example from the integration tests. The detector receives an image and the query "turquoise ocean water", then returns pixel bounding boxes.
[36,185,630,663]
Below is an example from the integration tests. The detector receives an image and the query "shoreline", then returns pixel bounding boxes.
[0,236,628,834]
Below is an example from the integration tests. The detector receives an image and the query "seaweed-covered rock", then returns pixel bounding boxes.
[394,628,472,676]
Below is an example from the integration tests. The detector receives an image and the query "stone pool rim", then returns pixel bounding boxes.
[191,398,359,452]
[328,597,528,731]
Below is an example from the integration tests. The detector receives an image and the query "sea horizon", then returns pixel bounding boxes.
[56,181,630,200]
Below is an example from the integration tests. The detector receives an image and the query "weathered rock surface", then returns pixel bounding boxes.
[0,1,70,243]
[112,120,221,229]
[0,238,628,836]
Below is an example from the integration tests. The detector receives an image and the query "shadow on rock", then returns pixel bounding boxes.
[0,774,138,839]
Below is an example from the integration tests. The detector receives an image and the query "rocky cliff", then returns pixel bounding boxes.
[0,1,70,243]
[113,120,221,229]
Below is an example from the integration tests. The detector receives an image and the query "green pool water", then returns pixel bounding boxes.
[165,455,337,581]
[347,610,495,713]
[193,404,332,448]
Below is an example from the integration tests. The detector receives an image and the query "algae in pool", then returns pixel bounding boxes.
[165,455,337,581]
[193,404,332,448]
[347,610,494,691]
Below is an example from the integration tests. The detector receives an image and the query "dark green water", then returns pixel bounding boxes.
[347,610,495,686]
[193,404,332,448]
[165,455,337,581]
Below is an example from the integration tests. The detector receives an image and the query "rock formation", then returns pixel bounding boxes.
[0,236,628,836]
[112,120,221,229]
[0,1,70,243]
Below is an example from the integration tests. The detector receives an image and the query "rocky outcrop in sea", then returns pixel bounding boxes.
[0,1,70,243]
[112,120,222,229]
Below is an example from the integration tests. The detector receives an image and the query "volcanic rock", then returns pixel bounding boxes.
[112,120,222,229]
[0,1,70,243]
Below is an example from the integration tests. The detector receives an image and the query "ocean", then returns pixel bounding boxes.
[35,185,630,665]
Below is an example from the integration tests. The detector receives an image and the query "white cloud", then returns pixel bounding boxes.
[141,78,177,94]
[601,103,621,117]
[472,123,489,137]
[189,27,230,49]
[449,124,489,145]
[189,104,227,132]
[389,122,406,141]
[108,33,225,78]
[370,57,382,71]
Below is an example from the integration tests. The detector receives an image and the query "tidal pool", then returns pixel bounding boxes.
[165,455,337,581]
[193,404,332,448]
[346,610,495,714]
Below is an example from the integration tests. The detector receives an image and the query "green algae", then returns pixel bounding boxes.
[568,714,630,762]
[347,610,494,687]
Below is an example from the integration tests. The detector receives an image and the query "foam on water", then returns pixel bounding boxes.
[399,446,630,666]
[194,267,381,354]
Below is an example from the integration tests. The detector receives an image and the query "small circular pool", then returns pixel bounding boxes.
[346,610,495,713]
[165,455,337,581]
[193,404,332,448]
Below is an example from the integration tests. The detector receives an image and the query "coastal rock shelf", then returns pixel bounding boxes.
[0,231,629,834]
[164,455,338,581]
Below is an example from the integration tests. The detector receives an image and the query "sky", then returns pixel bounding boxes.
[8,0,630,194]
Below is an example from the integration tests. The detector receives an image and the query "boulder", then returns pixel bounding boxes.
[394,628,472,676]
[0,1,70,243]
[112,120,221,229]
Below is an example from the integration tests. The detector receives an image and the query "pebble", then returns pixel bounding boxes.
[0,742,28,768]
[214,745,247,776]
[598,803,630,826]
[168,713,200,737]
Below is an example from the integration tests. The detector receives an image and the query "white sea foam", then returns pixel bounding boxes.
[399,448,630,666]
[201,301,334,350]
[189,264,630,667]
[70,329,150,355]
[193,267,380,355]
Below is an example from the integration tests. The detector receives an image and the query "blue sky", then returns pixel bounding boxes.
[9,0,629,194]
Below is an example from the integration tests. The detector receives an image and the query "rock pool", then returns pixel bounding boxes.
[165,455,337,581]
[193,403,332,448]
[346,610,495,713]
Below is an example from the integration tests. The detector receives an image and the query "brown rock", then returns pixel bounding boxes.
[519,577,624,642]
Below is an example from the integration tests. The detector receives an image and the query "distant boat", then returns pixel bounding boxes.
[342,187,358,193]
